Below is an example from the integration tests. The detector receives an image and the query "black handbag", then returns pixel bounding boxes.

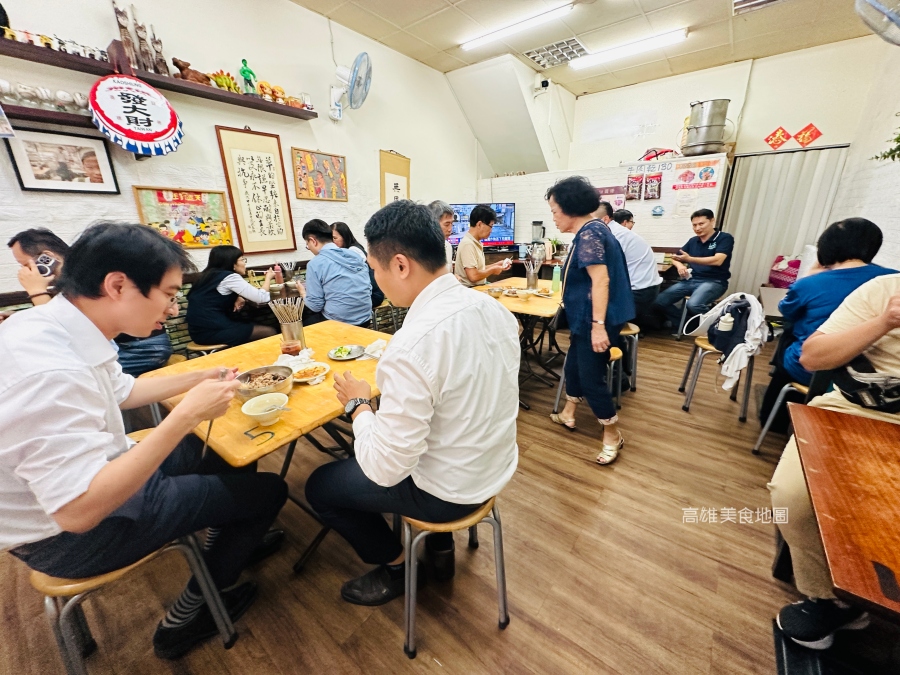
[833,354,900,413]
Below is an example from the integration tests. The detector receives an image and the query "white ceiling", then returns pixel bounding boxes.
[289,0,872,95]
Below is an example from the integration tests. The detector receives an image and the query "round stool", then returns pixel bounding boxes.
[678,336,754,422]
[186,342,228,358]
[619,322,640,392]
[166,353,187,367]
[401,497,508,659]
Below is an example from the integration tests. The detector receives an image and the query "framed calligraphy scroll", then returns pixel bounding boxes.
[379,150,410,207]
[133,186,234,248]
[215,126,296,254]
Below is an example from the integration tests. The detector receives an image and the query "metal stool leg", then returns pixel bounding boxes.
[58,596,90,675]
[616,357,623,408]
[630,334,638,392]
[679,345,698,393]
[484,506,510,629]
[552,354,567,415]
[172,534,237,648]
[739,356,754,423]
[150,402,162,426]
[676,299,689,340]
[71,604,97,657]
[404,528,428,659]
[730,371,740,401]
[45,596,79,675]
[753,383,797,455]
[468,525,479,549]
[682,350,709,413]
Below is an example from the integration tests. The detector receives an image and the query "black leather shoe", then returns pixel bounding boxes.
[153,581,258,660]
[244,528,285,568]
[426,533,455,582]
[340,563,424,606]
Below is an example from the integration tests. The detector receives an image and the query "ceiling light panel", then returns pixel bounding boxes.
[524,38,588,68]
[733,0,785,14]
[460,3,574,51]
[569,28,688,70]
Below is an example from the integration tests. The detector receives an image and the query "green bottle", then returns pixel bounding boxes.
[551,264,561,293]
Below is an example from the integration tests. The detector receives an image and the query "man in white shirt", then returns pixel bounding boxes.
[427,199,455,273]
[0,223,287,660]
[611,208,662,319]
[305,200,520,606]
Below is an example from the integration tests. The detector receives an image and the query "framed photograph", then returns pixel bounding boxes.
[291,148,347,201]
[4,128,119,193]
[133,186,235,249]
[215,126,296,254]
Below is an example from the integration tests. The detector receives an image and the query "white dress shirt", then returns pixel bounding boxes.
[608,222,662,291]
[0,296,135,551]
[444,240,453,273]
[216,273,271,303]
[352,274,520,504]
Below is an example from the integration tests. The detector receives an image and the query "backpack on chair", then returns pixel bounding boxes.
[707,297,752,359]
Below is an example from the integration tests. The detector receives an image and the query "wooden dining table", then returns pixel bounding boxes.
[789,403,900,620]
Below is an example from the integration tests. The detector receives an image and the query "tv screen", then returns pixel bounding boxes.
[448,203,515,247]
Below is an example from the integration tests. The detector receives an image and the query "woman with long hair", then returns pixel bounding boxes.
[186,245,277,346]
[332,221,385,308]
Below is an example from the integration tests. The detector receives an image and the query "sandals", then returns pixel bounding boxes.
[549,412,577,431]
[596,432,624,466]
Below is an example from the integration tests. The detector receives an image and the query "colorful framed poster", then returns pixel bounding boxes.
[215,126,296,254]
[133,186,234,248]
[4,128,119,193]
[291,148,347,201]
[379,149,410,206]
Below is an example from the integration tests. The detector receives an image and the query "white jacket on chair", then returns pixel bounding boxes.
[684,292,768,390]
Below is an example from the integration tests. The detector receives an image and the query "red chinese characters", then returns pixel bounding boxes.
[794,123,822,148]
[765,127,792,150]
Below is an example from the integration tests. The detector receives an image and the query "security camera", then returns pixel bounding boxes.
[534,75,551,96]
[540,78,550,89]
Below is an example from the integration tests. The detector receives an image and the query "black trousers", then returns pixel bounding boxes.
[564,325,623,421]
[305,458,482,565]
[11,437,288,592]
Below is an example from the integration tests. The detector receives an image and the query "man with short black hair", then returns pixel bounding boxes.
[594,200,614,224]
[0,223,287,660]
[299,219,372,326]
[453,204,509,287]
[651,208,735,329]
[306,200,519,606]
[613,209,635,230]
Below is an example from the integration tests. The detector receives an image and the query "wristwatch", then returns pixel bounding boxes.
[345,397,372,416]
[592,319,605,325]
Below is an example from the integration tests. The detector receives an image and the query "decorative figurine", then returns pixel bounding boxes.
[72,91,89,112]
[256,81,273,102]
[65,40,86,57]
[0,79,15,104]
[239,59,257,96]
[2,27,15,40]
[209,70,240,93]
[112,1,138,68]
[150,27,169,76]
[131,7,155,72]
[15,83,39,107]
[172,57,212,85]
[54,90,74,111]
[272,85,286,105]
[36,87,55,110]
[38,35,57,49]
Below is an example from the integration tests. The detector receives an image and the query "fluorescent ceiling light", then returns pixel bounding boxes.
[568,28,689,70]
[461,4,574,51]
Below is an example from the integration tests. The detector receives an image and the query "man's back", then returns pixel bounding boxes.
[305,243,372,325]
[608,222,661,291]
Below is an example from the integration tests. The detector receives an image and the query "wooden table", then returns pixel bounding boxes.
[789,403,900,620]
[479,277,561,319]
[143,321,389,467]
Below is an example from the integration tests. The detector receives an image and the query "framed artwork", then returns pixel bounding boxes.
[133,186,235,248]
[4,128,119,193]
[291,148,347,201]
[215,126,297,254]
[379,149,409,206]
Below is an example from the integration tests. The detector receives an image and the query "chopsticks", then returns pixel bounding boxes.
[269,296,304,324]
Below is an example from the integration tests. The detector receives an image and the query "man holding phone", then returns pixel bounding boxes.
[7,228,67,307]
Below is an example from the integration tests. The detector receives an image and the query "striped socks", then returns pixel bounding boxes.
[204,527,222,551]
[160,587,205,628]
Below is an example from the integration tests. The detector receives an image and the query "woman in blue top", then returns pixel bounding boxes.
[759,217,895,428]
[547,176,635,465]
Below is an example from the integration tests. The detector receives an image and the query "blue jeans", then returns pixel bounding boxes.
[116,332,173,377]
[653,279,728,327]
[305,458,482,565]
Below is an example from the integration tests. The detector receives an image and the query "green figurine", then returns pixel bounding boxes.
[239,59,257,96]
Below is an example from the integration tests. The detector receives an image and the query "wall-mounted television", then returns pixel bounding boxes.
[448,203,515,247]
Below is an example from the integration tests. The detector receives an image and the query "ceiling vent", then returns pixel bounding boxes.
[733,0,784,15]
[524,38,587,69]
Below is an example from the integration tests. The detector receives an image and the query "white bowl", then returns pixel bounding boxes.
[241,393,289,426]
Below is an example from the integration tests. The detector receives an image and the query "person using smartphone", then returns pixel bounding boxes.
[6,228,68,306]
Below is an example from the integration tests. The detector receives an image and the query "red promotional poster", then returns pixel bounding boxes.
[672,160,718,190]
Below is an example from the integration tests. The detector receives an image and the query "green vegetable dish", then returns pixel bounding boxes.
[333,346,352,358]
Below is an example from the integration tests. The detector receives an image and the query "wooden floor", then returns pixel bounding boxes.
[1,335,808,674]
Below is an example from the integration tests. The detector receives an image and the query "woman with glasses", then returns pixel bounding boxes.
[186,245,277,346]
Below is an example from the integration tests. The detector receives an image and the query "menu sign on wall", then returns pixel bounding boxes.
[672,159,720,190]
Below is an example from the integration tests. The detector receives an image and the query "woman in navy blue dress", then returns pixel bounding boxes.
[547,176,635,465]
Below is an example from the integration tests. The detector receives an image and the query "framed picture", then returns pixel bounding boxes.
[215,126,296,254]
[133,186,235,249]
[4,128,119,193]
[291,148,347,201]
[379,149,409,206]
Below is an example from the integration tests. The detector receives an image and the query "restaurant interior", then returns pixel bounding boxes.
[2,0,900,673]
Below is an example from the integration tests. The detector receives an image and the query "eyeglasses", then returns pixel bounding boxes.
[238,257,248,263]
[167,291,184,307]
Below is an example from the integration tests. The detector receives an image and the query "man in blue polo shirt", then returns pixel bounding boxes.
[651,208,734,329]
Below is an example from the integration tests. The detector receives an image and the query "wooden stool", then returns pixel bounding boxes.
[752,381,810,454]
[551,346,625,415]
[166,353,187,367]
[186,342,228,358]
[679,336,755,422]
[29,533,236,675]
[402,497,508,658]
[619,322,640,392]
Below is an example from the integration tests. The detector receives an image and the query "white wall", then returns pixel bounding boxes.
[0,0,477,292]
[829,44,900,269]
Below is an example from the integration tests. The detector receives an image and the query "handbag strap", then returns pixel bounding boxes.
[560,239,575,308]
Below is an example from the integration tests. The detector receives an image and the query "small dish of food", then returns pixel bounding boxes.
[292,361,330,383]
[241,393,289,426]
[269,283,284,292]
[487,287,503,298]
[328,344,365,361]
[236,365,293,401]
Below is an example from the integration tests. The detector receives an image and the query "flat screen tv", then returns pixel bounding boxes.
[448,203,515,247]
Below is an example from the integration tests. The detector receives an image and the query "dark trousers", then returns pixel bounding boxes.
[305,458,482,565]
[11,436,288,592]
[632,285,660,325]
[564,326,622,421]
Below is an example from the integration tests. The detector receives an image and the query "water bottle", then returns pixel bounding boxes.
[551,264,561,293]
[718,314,734,332]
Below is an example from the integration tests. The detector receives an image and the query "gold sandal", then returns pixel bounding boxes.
[549,413,577,431]
[596,433,624,465]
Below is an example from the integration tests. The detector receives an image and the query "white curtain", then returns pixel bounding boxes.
[721,146,849,296]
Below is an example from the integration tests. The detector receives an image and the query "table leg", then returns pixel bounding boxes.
[516,314,556,387]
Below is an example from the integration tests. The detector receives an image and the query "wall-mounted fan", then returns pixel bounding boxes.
[856,0,900,45]
[329,52,372,121]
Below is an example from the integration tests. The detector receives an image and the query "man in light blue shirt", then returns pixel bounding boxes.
[299,219,372,326]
